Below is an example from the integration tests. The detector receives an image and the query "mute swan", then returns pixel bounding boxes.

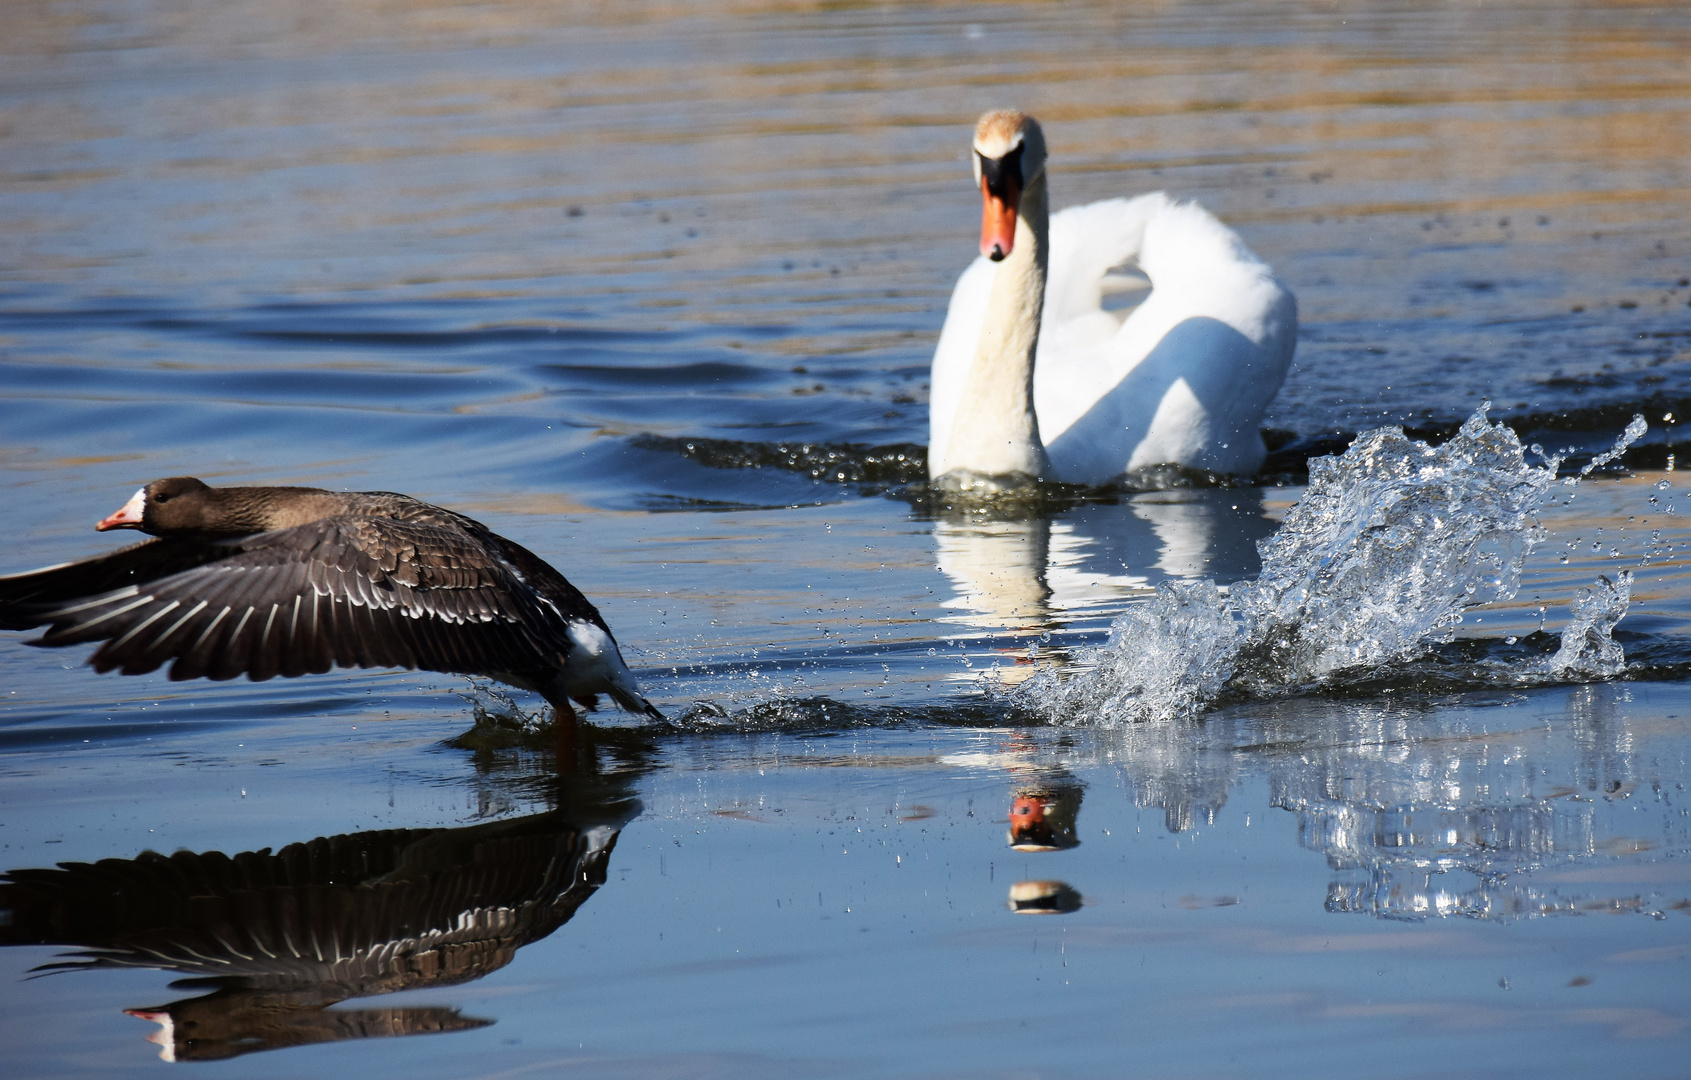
[928,110,1298,486]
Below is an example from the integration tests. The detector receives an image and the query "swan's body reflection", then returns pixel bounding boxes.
[932,489,1278,631]
[0,736,646,1061]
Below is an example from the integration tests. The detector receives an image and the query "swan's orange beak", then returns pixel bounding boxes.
[980,172,1021,262]
[1010,795,1046,827]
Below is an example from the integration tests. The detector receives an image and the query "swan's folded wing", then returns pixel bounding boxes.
[26,518,564,683]
[1042,194,1171,347]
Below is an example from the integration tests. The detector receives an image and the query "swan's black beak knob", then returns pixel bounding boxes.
[978,147,1023,260]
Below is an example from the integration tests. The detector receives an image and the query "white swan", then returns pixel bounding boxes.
[928,110,1298,486]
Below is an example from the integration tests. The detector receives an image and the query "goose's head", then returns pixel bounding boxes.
[971,110,1047,262]
[96,476,214,534]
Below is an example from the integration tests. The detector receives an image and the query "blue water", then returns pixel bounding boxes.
[3,1,1691,1076]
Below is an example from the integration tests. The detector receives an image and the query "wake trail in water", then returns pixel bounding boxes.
[1017,408,1648,726]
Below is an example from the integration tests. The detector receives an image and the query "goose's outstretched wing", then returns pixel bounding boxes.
[4,517,599,684]
[0,538,231,629]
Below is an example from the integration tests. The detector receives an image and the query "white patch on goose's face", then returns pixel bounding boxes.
[96,487,149,531]
[136,1012,176,1062]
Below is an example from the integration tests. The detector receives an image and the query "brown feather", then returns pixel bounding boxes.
[0,481,661,718]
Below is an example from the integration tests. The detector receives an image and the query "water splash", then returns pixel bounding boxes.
[1019,408,1646,725]
[1573,413,1649,480]
[1544,570,1633,679]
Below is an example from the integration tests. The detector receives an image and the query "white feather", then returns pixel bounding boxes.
[563,619,643,703]
[932,192,1298,485]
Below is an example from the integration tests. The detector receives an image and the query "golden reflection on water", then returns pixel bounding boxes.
[4,0,1688,321]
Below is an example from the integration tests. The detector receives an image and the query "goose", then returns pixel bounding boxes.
[928,110,1298,486]
[0,804,633,1060]
[0,477,661,721]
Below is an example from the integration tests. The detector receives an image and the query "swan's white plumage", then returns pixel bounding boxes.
[930,190,1297,486]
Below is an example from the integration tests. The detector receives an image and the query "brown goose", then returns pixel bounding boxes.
[0,803,633,1060]
[0,477,661,720]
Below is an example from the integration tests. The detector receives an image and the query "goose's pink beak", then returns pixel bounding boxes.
[97,488,146,531]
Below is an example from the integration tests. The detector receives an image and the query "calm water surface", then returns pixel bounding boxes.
[2,1,1690,1077]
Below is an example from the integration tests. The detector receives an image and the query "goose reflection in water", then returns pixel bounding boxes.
[0,735,648,1062]
[932,488,1278,638]
[1098,684,1691,920]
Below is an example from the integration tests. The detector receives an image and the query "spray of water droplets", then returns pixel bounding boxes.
[1016,408,1647,725]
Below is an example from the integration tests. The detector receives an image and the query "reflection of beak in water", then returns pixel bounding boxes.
[1008,880,1084,915]
[1007,785,1082,851]
[0,746,645,1063]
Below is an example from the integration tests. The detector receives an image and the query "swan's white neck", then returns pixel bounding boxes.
[934,174,1051,482]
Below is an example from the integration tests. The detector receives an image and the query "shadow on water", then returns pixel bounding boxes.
[0,729,654,1063]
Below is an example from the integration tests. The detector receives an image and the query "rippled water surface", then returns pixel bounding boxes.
[3,1,1691,1076]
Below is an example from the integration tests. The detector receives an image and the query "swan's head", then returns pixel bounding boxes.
[971,110,1047,262]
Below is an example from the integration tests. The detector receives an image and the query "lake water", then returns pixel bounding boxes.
[3,1,1691,1076]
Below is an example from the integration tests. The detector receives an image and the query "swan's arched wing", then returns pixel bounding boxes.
[1041,194,1171,352]
[26,518,572,683]
[927,255,994,475]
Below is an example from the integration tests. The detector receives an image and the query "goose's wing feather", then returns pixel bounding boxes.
[0,538,232,630]
[22,517,578,683]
